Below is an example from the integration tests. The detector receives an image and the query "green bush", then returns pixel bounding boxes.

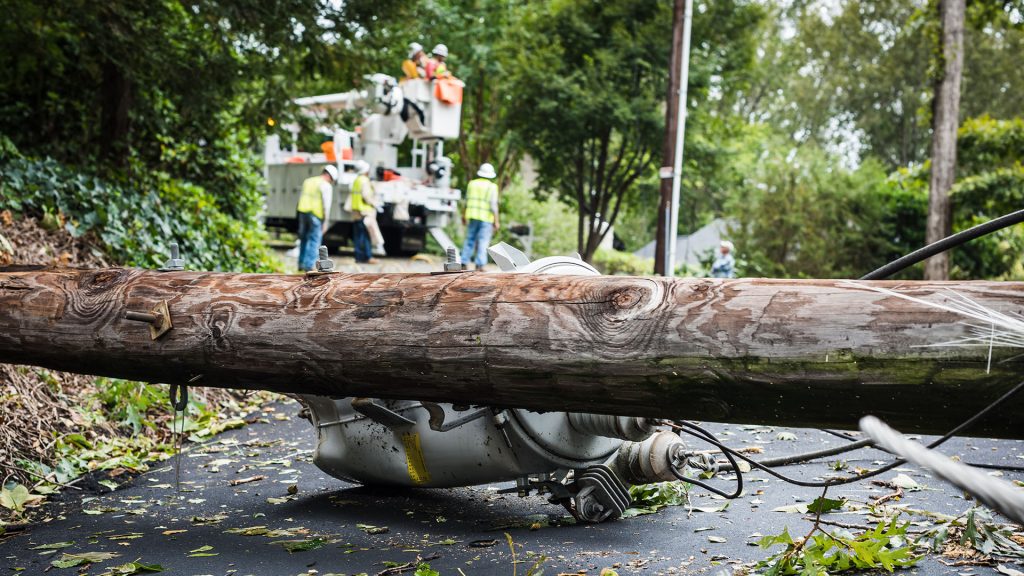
[591,248,653,276]
[0,139,279,273]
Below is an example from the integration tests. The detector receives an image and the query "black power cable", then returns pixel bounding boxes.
[668,421,744,499]
[664,379,1024,493]
[860,209,1024,280]
[663,209,1024,495]
[766,208,1024,469]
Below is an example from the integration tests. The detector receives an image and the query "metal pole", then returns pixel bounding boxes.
[655,0,685,276]
[665,0,693,278]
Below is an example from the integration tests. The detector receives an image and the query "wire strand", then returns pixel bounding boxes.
[663,378,1024,490]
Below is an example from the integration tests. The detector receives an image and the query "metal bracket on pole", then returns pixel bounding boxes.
[124,300,173,340]
[351,397,415,430]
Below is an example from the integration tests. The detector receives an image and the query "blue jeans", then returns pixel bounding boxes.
[461,219,494,268]
[297,211,323,272]
[352,219,373,263]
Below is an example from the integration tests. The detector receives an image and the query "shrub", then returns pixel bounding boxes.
[0,139,279,273]
[591,248,653,276]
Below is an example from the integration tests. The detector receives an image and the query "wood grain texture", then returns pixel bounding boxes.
[2,267,1023,438]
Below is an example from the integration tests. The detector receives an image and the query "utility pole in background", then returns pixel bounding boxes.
[655,0,693,277]
[654,0,686,276]
[925,0,965,280]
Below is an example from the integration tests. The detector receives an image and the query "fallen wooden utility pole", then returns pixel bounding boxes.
[1,266,1022,439]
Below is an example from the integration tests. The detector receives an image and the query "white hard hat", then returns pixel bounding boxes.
[354,160,370,175]
[477,163,496,179]
[323,165,339,182]
[408,42,423,59]
[720,240,734,251]
[432,43,448,58]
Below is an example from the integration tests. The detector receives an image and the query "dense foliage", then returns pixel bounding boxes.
[1,0,1023,278]
[0,138,278,272]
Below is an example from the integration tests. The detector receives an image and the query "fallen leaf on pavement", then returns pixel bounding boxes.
[229,475,265,486]
[51,551,120,568]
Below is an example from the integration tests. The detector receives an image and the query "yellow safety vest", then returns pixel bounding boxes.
[297,176,325,220]
[464,178,497,223]
[349,175,371,214]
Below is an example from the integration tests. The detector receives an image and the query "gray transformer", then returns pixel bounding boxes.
[296,244,694,523]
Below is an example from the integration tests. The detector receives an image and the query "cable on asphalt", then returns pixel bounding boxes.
[860,415,1024,525]
[662,378,1024,494]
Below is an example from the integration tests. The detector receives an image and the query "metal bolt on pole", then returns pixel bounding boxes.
[443,246,464,272]
[159,242,185,271]
[315,245,335,273]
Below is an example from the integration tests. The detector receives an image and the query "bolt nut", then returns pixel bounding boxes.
[443,246,464,272]
[315,245,335,272]
[159,242,185,271]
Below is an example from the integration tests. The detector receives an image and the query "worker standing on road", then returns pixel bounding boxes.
[347,161,377,264]
[425,44,451,80]
[461,163,500,270]
[711,240,736,278]
[296,165,338,272]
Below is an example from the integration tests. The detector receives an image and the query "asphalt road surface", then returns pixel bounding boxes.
[2,400,1022,576]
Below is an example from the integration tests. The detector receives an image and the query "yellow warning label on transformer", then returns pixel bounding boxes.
[401,432,431,485]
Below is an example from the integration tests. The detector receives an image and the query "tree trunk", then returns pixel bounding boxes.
[925,0,965,280]
[2,267,1023,438]
[654,0,686,276]
[100,61,133,164]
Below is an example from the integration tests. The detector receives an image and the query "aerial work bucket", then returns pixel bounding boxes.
[434,78,464,105]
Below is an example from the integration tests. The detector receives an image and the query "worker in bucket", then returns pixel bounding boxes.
[460,163,500,270]
[296,165,338,272]
[711,240,736,278]
[346,161,378,264]
[425,43,451,80]
[402,42,427,80]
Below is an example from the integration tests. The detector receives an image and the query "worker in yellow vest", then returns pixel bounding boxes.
[296,165,338,272]
[402,42,427,80]
[347,160,376,264]
[460,163,500,270]
[425,44,452,80]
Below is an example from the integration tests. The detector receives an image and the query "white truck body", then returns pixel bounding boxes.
[263,75,463,254]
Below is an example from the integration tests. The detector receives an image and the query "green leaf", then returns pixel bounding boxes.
[356,524,389,535]
[806,496,845,515]
[414,563,440,576]
[30,541,75,550]
[98,561,165,575]
[271,538,327,553]
[51,551,120,568]
[757,528,794,549]
[0,484,30,512]
[224,525,268,536]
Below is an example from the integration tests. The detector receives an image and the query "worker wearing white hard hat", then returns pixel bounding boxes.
[711,240,737,278]
[461,163,501,270]
[346,161,377,264]
[425,43,452,80]
[402,42,427,80]
[295,165,339,272]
